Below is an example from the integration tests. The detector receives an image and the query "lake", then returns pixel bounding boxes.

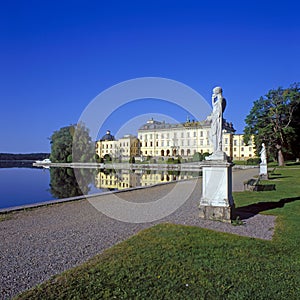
[0,167,201,210]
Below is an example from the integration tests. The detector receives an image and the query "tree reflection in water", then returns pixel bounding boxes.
[49,167,96,199]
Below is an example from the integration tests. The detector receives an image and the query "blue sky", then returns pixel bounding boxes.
[1,1,299,153]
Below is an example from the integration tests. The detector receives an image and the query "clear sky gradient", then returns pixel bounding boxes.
[1,1,299,153]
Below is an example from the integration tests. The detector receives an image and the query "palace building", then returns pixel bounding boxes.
[138,118,238,159]
[95,120,257,161]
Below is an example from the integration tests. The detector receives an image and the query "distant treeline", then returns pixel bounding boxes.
[0,153,50,161]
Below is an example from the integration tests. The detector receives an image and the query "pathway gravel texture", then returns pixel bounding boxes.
[0,167,276,299]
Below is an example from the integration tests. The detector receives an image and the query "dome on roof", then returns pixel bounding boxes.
[100,130,115,141]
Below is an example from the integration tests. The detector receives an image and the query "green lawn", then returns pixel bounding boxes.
[16,166,300,299]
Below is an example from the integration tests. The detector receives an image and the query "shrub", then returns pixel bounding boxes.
[67,154,72,163]
[129,156,135,163]
[104,154,112,162]
[167,157,174,164]
[192,152,203,162]
[246,158,260,165]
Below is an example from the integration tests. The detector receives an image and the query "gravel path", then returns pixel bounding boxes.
[0,167,276,299]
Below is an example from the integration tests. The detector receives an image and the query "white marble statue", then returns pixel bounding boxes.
[260,143,267,164]
[209,86,226,153]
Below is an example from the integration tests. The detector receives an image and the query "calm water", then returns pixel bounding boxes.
[0,168,54,209]
[0,167,201,209]
[0,167,99,209]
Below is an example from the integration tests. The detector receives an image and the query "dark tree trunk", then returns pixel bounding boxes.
[276,144,285,166]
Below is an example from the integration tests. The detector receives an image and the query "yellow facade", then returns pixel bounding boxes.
[95,121,257,161]
[138,119,240,159]
[96,134,140,160]
[232,134,256,160]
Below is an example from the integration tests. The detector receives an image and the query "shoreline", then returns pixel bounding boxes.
[0,177,198,214]
[0,165,258,214]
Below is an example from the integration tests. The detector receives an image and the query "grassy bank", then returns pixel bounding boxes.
[16,166,300,299]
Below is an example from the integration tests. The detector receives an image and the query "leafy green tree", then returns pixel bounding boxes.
[50,125,74,163]
[72,122,94,163]
[50,122,94,163]
[244,83,300,166]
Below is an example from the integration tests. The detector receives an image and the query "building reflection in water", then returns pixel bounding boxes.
[95,169,201,191]
[49,167,201,199]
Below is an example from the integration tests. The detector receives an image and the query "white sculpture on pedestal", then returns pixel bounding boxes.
[199,86,234,222]
[260,143,267,164]
[206,86,227,161]
[259,143,268,179]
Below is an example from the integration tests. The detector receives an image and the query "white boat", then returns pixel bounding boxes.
[35,158,51,164]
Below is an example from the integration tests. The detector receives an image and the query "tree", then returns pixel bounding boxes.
[244,83,300,166]
[50,122,94,163]
[50,125,74,163]
[72,122,95,163]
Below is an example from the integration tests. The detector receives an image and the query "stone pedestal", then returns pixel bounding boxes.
[199,159,234,222]
[260,163,268,179]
